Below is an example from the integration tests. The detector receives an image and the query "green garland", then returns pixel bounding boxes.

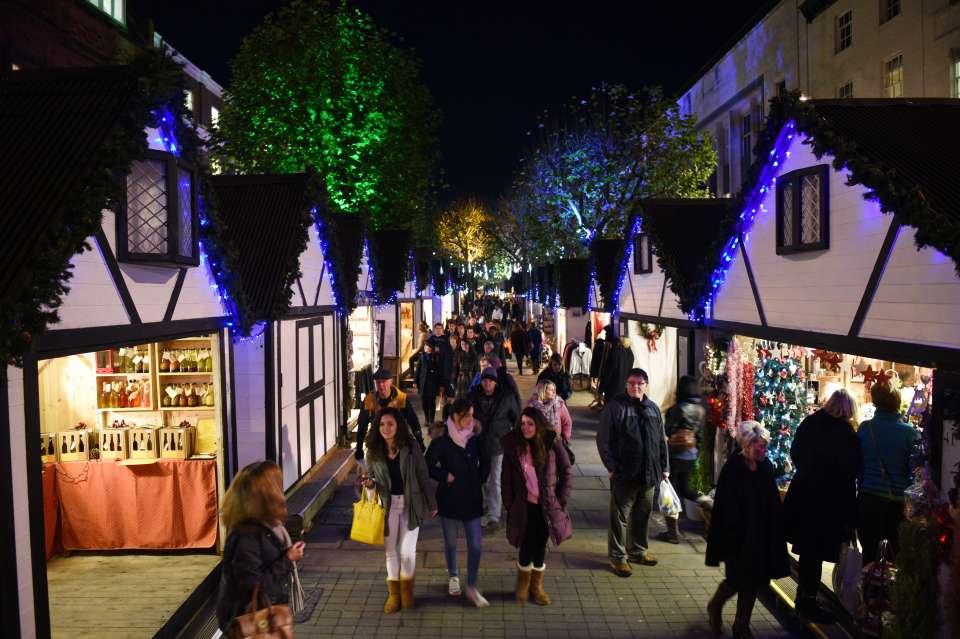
[890,520,941,639]
[0,52,204,365]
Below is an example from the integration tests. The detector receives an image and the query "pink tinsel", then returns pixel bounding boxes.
[723,339,742,433]
[741,364,755,421]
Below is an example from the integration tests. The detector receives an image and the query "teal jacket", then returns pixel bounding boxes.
[857,411,919,499]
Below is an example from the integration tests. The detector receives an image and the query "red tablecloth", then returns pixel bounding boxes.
[42,463,61,559]
[55,459,218,550]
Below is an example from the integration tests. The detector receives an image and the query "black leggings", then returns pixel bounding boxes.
[515,352,525,374]
[798,553,823,599]
[669,458,700,503]
[858,492,904,565]
[518,502,549,568]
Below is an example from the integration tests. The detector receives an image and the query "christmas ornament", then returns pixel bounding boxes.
[813,349,844,372]
[861,365,893,393]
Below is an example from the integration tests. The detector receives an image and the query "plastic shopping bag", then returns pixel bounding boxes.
[350,487,385,545]
[658,479,683,517]
[832,541,863,617]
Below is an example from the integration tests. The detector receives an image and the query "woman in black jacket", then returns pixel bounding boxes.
[425,397,491,608]
[216,461,305,633]
[783,389,862,623]
[706,422,789,638]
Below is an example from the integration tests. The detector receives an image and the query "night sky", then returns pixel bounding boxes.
[136,1,770,206]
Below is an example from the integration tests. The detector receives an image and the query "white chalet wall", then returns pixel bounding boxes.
[7,366,36,638]
[712,244,761,325]
[619,250,684,319]
[293,225,335,308]
[714,135,889,335]
[232,335,267,471]
[860,225,960,349]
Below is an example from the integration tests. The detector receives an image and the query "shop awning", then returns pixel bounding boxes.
[639,198,739,315]
[0,65,145,305]
[208,173,314,320]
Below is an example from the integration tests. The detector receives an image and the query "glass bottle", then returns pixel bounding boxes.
[141,380,151,408]
[100,382,111,409]
[187,384,199,407]
[134,349,143,373]
[205,383,215,406]
[142,347,150,373]
[160,350,170,373]
[170,351,180,373]
[177,384,187,407]
[119,382,128,408]
[109,382,119,408]
[162,384,173,407]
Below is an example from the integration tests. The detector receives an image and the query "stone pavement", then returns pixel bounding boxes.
[294,357,800,638]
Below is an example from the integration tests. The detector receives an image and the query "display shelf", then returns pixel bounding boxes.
[95,372,152,378]
[159,406,214,412]
[96,407,156,412]
[158,372,214,377]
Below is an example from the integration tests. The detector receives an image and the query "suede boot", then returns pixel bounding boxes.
[656,516,681,544]
[384,579,401,614]
[515,564,532,603]
[530,565,551,605]
[400,578,415,610]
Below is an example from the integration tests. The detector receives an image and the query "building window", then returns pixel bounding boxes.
[117,150,199,266]
[883,54,904,97]
[836,11,853,52]
[776,165,830,255]
[952,52,960,98]
[184,89,194,112]
[880,0,900,24]
[87,0,125,25]
[210,106,220,127]
[633,234,653,274]
[838,81,854,98]
[740,112,752,183]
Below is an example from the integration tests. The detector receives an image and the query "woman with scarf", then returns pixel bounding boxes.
[425,397,491,607]
[526,380,572,444]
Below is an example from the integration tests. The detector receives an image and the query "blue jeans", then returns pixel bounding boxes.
[440,516,483,586]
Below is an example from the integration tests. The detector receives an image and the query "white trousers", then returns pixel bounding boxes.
[385,494,420,580]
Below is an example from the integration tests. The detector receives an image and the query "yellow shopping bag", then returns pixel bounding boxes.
[350,488,385,545]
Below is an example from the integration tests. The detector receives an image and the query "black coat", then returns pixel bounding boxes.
[470,387,521,455]
[216,521,292,631]
[706,452,790,588]
[598,340,634,399]
[596,393,668,486]
[425,426,490,520]
[783,409,862,561]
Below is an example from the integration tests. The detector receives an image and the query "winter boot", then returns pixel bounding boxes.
[656,516,681,544]
[384,579,401,614]
[515,563,532,603]
[400,578,415,610]
[706,580,735,636]
[530,565,551,605]
[796,593,834,623]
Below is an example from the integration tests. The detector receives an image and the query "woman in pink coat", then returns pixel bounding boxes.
[526,380,572,443]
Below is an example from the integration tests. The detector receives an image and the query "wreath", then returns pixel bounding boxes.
[639,323,665,352]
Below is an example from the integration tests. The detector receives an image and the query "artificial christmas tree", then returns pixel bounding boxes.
[752,346,806,481]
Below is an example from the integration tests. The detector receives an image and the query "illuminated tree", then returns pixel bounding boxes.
[516,84,716,257]
[215,0,439,230]
[435,197,493,266]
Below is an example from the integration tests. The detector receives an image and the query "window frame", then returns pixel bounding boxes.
[836,10,853,53]
[775,164,830,256]
[883,53,904,97]
[838,81,854,98]
[740,111,753,184]
[633,233,654,275]
[951,50,960,98]
[880,0,900,24]
[87,0,125,26]
[116,149,200,267]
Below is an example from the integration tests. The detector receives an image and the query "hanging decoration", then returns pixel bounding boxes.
[813,349,844,372]
[638,323,664,352]
[556,258,591,309]
[741,364,755,422]
[367,229,411,305]
[752,343,806,481]
[861,365,894,393]
[316,212,365,314]
[723,339,743,433]
[590,236,630,313]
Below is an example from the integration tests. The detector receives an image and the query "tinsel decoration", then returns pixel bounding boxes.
[590,238,628,312]
[753,345,806,480]
[556,258,591,308]
[316,212,365,313]
[741,364,755,421]
[723,339,743,433]
[367,229,411,304]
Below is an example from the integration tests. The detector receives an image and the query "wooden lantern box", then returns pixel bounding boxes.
[99,429,129,461]
[160,426,195,459]
[128,426,159,460]
[41,433,57,463]
[57,430,91,462]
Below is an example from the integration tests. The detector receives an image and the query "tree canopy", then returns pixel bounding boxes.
[215,0,439,231]
[435,196,493,265]
[512,84,716,258]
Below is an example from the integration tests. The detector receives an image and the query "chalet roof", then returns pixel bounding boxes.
[801,98,960,228]
[640,198,738,315]
[0,65,142,304]
[208,173,314,320]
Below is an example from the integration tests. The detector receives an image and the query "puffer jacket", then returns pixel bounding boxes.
[501,430,573,547]
[216,521,292,631]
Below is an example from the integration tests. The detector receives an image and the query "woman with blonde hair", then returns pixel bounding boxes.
[706,422,789,638]
[526,380,572,443]
[216,461,305,634]
[783,389,862,622]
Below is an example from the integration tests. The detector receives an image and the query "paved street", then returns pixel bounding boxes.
[293,359,800,639]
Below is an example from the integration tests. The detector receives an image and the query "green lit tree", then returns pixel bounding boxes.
[753,352,807,480]
[215,0,439,231]
[515,84,716,257]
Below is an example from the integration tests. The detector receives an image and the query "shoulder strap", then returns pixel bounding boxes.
[394,389,406,408]
[866,422,896,499]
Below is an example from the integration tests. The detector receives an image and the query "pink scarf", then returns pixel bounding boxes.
[446,416,475,449]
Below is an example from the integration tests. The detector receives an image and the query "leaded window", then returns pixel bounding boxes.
[633,233,653,274]
[776,165,829,255]
[837,11,853,52]
[117,150,199,266]
[884,54,904,97]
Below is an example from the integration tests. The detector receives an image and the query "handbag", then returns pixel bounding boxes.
[228,583,294,639]
[667,428,696,453]
[350,486,385,545]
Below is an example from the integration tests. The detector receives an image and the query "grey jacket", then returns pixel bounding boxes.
[366,444,437,535]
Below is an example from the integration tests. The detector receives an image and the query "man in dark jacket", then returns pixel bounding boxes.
[469,367,520,534]
[596,368,669,576]
[355,368,424,462]
[527,322,543,374]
